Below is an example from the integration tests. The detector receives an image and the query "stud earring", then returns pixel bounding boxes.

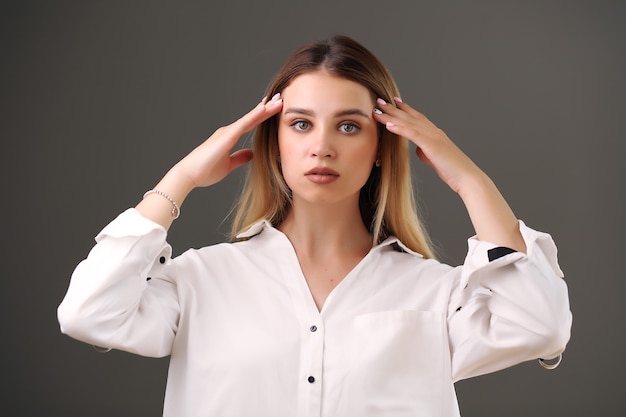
[375,159,381,167]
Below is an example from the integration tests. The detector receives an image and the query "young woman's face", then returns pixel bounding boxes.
[278,71,379,207]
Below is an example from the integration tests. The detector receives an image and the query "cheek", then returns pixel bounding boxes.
[350,144,378,182]
[277,126,298,157]
[276,138,297,185]
[357,132,379,165]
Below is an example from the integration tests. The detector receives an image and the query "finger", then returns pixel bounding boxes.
[372,98,401,124]
[373,98,411,125]
[373,98,416,135]
[393,97,423,118]
[229,148,254,170]
[231,93,283,134]
[376,97,425,124]
[415,147,433,167]
[379,97,439,136]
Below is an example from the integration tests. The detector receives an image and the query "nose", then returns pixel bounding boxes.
[310,128,335,158]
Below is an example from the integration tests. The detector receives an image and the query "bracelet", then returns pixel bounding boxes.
[538,353,562,370]
[143,189,181,219]
[92,344,112,353]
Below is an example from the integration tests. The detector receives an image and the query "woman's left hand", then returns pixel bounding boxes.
[373,97,481,194]
[373,97,527,252]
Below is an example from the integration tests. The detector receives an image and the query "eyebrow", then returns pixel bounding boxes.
[283,107,371,119]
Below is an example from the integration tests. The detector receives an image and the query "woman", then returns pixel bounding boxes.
[58,35,571,416]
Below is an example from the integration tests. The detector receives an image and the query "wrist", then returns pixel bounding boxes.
[143,189,181,219]
[456,169,492,200]
[164,163,197,197]
[135,166,196,230]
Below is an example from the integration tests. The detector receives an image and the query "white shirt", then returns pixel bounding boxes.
[58,209,571,417]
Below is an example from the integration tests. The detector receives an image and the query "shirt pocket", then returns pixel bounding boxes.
[346,310,448,411]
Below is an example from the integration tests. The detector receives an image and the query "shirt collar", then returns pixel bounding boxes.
[374,236,424,258]
[235,219,273,239]
[236,220,424,258]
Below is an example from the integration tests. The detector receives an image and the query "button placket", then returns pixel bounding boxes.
[306,320,324,413]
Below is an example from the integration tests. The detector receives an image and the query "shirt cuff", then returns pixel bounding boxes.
[487,247,517,262]
[460,220,564,288]
[96,208,167,242]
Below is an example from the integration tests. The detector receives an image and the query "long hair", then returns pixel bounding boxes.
[231,35,435,259]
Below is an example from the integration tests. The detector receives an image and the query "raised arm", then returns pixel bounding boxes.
[58,95,283,354]
[374,97,571,378]
[373,97,525,252]
[138,94,284,229]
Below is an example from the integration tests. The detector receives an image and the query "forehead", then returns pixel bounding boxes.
[281,72,374,110]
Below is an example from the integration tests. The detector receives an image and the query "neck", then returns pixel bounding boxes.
[278,198,373,259]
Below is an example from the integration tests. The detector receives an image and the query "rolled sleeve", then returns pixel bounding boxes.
[449,220,571,382]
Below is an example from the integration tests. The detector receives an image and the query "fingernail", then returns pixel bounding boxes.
[377,98,387,106]
[393,96,403,103]
[271,93,281,102]
[255,96,268,111]
[373,108,383,115]
[386,122,396,128]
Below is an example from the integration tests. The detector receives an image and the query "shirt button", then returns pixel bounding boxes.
[159,256,166,264]
[310,325,317,332]
[307,376,315,383]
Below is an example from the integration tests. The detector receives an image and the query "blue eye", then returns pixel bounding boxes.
[339,123,360,134]
[292,120,310,131]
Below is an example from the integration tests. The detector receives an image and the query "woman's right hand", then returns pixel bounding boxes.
[136,93,283,229]
[175,93,283,189]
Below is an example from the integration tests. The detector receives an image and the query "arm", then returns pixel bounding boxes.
[447,222,571,380]
[57,210,178,357]
[373,97,571,377]
[137,94,284,230]
[373,97,525,252]
[58,95,284,354]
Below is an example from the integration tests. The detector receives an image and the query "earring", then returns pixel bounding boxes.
[375,159,381,167]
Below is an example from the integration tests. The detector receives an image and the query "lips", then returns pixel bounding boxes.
[305,167,340,177]
[304,167,340,184]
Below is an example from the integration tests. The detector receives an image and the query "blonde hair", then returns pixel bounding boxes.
[231,35,435,259]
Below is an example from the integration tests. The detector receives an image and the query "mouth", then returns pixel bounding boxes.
[304,167,340,184]
[304,167,340,177]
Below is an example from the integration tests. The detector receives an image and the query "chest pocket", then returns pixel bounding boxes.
[345,310,448,414]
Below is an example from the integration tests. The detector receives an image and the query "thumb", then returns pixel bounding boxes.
[416,147,433,168]
[229,148,254,171]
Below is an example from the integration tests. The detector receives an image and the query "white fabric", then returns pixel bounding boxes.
[58,208,571,417]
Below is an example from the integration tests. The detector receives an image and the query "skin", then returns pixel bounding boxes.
[372,96,526,255]
[276,72,381,309]
[136,70,526,310]
[278,72,379,209]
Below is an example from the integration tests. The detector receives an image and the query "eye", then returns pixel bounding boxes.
[339,122,360,134]
[291,120,311,131]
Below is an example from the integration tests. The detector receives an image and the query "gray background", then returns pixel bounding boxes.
[1,0,624,415]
